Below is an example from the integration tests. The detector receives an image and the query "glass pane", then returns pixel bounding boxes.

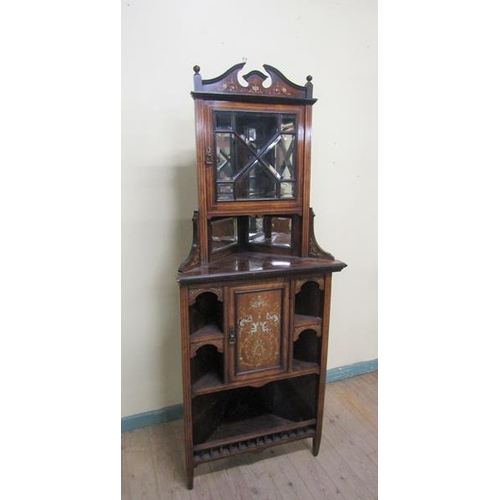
[248,216,264,242]
[281,115,296,132]
[216,133,233,181]
[215,112,232,130]
[235,113,278,153]
[211,217,237,252]
[247,216,292,248]
[280,134,295,179]
[214,112,297,201]
[270,217,292,246]
[262,134,296,181]
[280,182,295,199]
[216,132,258,182]
[235,162,278,199]
[217,183,234,200]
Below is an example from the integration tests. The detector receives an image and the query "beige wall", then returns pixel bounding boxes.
[122,0,377,417]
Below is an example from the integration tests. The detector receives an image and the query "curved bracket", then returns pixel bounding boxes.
[178,211,201,273]
[308,208,335,260]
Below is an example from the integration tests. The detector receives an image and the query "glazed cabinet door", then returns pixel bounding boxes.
[202,101,305,216]
[227,281,289,383]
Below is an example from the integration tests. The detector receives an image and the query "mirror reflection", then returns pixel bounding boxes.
[248,216,292,248]
[210,217,237,253]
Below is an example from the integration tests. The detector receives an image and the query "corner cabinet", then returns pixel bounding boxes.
[177,63,347,489]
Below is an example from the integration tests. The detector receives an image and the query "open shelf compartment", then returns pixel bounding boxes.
[189,291,223,336]
[191,374,318,461]
[292,329,321,370]
[292,279,324,372]
[189,291,225,391]
[191,344,224,392]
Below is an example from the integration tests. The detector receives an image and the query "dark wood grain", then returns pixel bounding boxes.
[191,63,317,105]
[177,64,347,489]
[177,251,346,285]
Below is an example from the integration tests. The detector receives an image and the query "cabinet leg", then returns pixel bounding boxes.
[312,435,321,456]
[186,467,194,490]
[185,451,194,490]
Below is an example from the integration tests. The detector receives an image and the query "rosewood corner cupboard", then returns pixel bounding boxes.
[177,63,346,489]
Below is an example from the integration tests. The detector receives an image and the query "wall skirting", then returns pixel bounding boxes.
[121,358,378,433]
[326,358,378,383]
[121,403,183,433]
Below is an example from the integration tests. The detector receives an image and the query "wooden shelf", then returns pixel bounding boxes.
[204,414,296,444]
[190,324,224,359]
[193,418,316,464]
[192,365,319,397]
[294,314,322,328]
[292,359,320,373]
[190,323,223,341]
[192,371,224,394]
[194,414,316,450]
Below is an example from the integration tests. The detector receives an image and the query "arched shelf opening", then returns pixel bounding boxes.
[189,292,224,336]
[191,344,224,393]
[292,328,321,371]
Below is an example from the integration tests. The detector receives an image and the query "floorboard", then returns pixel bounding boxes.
[122,372,378,500]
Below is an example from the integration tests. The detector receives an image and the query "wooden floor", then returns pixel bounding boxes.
[122,372,377,500]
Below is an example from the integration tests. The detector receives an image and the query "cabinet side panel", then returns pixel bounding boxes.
[313,273,332,454]
[179,286,194,480]
[195,100,210,264]
[301,105,313,256]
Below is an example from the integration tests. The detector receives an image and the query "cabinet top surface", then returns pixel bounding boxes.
[177,251,346,285]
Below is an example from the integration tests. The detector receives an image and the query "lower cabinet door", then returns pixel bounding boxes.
[227,281,289,383]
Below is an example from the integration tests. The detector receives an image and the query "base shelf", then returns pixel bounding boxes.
[203,413,304,445]
[193,416,316,464]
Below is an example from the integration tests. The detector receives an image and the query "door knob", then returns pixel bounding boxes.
[228,327,236,345]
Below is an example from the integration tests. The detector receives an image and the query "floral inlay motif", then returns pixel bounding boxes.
[250,294,268,309]
[236,289,282,372]
[218,81,292,96]
[221,80,238,92]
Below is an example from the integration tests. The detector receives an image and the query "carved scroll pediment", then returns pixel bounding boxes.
[192,63,315,102]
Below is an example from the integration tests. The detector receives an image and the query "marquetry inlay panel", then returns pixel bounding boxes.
[235,289,282,373]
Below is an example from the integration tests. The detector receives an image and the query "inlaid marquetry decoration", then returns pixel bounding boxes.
[190,339,224,358]
[294,276,324,294]
[293,325,322,342]
[235,289,282,373]
[188,287,223,305]
[178,63,347,489]
[192,63,314,101]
